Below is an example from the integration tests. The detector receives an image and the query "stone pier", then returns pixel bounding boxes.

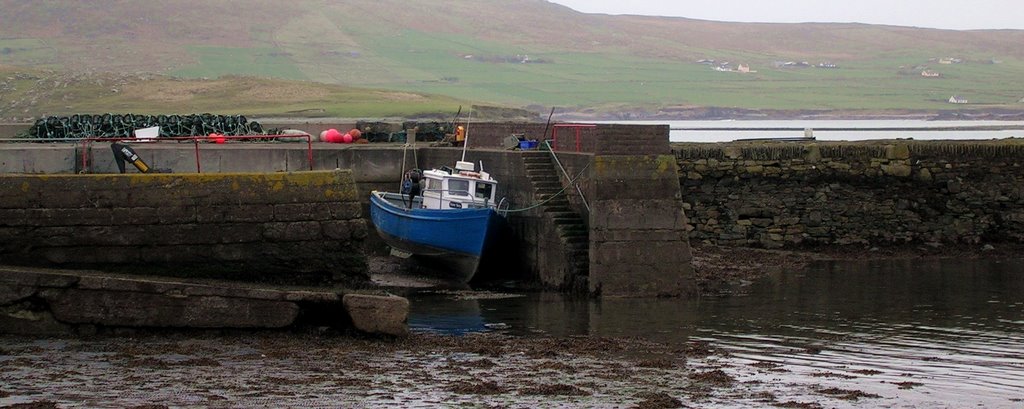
[588,125,697,297]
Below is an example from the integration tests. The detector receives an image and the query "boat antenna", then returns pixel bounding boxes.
[399,142,408,191]
[461,106,472,163]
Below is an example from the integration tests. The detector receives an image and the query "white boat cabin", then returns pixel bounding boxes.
[420,161,498,210]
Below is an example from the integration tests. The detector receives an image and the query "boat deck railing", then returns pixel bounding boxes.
[418,188,495,210]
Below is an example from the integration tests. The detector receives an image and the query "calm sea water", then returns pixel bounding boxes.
[583,120,1024,142]
[409,258,1024,407]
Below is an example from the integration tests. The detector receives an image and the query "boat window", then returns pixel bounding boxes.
[475,182,493,200]
[448,179,470,196]
[423,178,434,192]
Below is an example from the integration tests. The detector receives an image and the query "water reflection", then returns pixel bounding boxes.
[408,297,487,335]
[411,259,1023,339]
[408,258,1024,406]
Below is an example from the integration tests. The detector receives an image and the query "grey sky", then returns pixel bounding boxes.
[548,0,1024,30]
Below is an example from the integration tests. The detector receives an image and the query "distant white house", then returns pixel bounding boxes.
[817,62,838,69]
[737,64,751,73]
[921,70,941,78]
[949,95,968,104]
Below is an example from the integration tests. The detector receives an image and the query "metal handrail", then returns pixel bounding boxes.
[543,140,591,214]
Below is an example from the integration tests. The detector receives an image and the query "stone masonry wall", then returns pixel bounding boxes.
[588,125,696,297]
[676,141,1024,248]
[0,170,368,284]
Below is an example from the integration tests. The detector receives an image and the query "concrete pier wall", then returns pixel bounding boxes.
[587,125,696,297]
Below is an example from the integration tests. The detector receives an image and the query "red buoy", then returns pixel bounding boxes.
[325,129,342,143]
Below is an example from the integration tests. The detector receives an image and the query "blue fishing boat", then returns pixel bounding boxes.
[369,160,502,283]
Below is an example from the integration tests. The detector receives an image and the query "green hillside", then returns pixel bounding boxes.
[0,65,473,120]
[1,0,1023,117]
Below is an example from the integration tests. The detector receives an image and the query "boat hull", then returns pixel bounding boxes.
[369,191,499,283]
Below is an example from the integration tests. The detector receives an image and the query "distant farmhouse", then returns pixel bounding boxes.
[817,62,838,69]
[949,95,968,104]
[921,70,941,78]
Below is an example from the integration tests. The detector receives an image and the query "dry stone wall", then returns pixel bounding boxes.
[676,141,1024,248]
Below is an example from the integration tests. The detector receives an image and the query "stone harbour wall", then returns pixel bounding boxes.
[0,170,368,284]
[675,141,1024,248]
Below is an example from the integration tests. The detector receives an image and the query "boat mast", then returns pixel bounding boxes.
[461,107,472,163]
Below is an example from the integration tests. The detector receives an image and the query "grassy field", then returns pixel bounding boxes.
[312,29,1024,110]
[0,66,468,120]
[1,0,1023,117]
[0,39,59,68]
[170,46,310,81]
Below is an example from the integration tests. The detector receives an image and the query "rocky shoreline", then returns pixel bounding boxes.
[2,246,1021,408]
[0,330,928,409]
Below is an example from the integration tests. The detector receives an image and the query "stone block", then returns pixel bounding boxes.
[0,269,80,287]
[45,288,300,328]
[263,221,322,242]
[0,307,73,335]
[591,199,687,230]
[274,203,333,222]
[590,229,686,242]
[881,162,912,177]
[804,145,822,162]
[156,206,200,224]
[588,262,696,298]
[322,220,353,240]
[886,144,911,160]
[343,293,409,337]
[328,202,363,219]
[197,204,274,223]
[0,284,36,305]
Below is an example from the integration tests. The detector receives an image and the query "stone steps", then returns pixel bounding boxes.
[521,151,591,285]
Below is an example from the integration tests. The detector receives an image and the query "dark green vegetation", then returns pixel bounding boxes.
[1,0,1023,118]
